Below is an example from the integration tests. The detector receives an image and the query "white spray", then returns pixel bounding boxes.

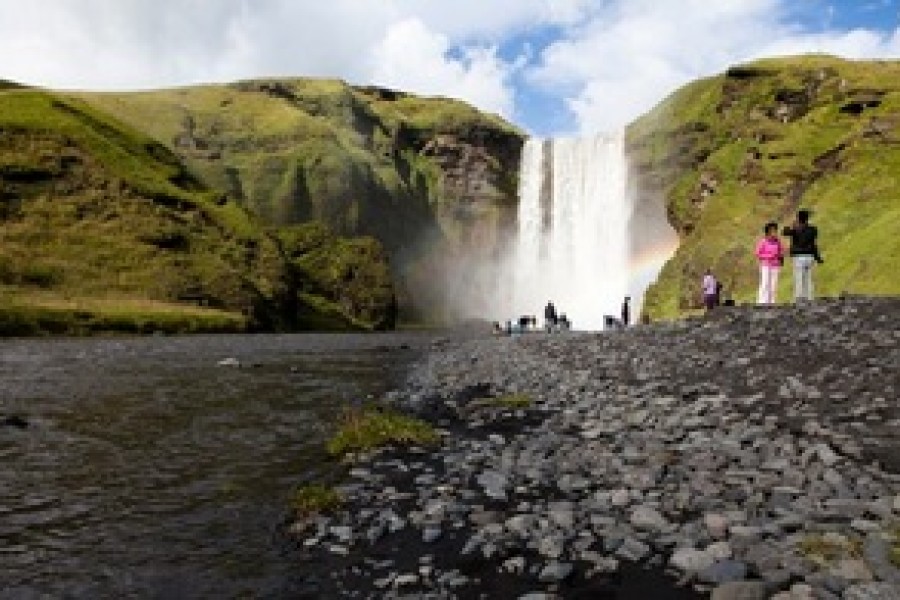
[509,132,634,330]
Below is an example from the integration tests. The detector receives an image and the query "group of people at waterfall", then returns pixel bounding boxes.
[491,301,572,335]
[702,209,823,309]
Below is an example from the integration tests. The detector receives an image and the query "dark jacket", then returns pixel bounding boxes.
[783,223,822,261]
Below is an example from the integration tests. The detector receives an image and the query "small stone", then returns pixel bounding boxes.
[843,582,900,600]
[710,581,767,600]
[699,559,748,584]
[394,573,419,587]
[670,548,715,573]
[630,505,669,531]
[538,561,574,583]
[705,513,730,539]
[503,556,526,574]
[611,488,630,507]
[422,526,442,543]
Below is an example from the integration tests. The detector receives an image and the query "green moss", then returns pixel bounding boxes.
[326,408,439,457]
[292,484,341,518]
[798,532,862,565]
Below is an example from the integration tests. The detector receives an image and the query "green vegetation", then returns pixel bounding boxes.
[326,407,439,457]
[0,85,399,334]
[75,79,523,322]
[891,523,900,567]
[798,532,862,565]
[630,55,900,319]
[278,222,396,330]
[291,484,342,518]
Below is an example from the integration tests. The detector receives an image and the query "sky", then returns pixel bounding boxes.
[1,0,899,136]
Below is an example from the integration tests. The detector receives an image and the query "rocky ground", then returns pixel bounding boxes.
[290,296,900,599]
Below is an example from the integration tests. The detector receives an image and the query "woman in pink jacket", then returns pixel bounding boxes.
[755,222,784,304]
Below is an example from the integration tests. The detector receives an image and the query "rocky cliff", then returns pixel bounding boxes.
[628,55,900,319]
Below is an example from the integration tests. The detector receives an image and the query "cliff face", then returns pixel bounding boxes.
[628,55,900,318]
[80,80,524,320]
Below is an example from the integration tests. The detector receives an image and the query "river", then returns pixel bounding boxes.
[0,332,431,598]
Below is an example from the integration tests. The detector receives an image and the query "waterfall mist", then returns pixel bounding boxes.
[426,130,677,330]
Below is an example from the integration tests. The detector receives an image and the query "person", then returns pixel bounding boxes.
[755,222,784,305]
[544,301,558,332]
[518,315,530,332]
[621,296,631,327]
[783,209,823,302]
[558,314,571,330]
[492,321,504,336]
[701,269,718,311]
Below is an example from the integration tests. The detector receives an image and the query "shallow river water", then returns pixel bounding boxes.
[0,333,430,598]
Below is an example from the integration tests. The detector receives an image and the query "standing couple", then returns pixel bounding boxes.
[755,209,824,304]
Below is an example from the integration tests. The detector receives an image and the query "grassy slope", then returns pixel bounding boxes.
[629,55,900,318]
[76,80,520,235]
[0,88,281,333]
[77,80,522,322]
[0,87,377,334]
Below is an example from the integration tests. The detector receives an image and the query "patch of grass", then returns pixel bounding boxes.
[292,484,341,518]
[0,295,247,336]
[798,532,863,565]
[890,523,900,568]
[326,407,439,457]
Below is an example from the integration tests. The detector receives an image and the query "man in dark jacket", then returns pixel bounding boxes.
[783,209,823,301]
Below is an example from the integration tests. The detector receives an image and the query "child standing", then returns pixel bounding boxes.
[755,222,784,305]
[701,269,718,310]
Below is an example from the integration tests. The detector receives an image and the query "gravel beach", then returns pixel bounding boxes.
[292,297,900,599]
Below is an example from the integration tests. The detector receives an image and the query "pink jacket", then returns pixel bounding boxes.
[755,236,784,267]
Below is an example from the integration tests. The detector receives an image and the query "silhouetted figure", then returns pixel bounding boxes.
[544,301,558,332]
[559,314,571,330]
[783,209,823,301]
[621,296,631,327]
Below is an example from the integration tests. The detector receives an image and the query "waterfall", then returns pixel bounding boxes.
[507,131,670,330]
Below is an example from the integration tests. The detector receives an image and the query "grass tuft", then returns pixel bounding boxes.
[292,484,341,518]
[326,407,439,457]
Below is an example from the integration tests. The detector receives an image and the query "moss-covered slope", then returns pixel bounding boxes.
[629,55,900,318]
[0,87,392,334]
[77,80,524,320]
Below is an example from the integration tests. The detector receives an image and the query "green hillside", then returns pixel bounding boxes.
[76,80,523,320]
[0,87,394,334]
[629,55,900,318]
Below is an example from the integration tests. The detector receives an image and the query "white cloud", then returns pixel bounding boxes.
[370,18,517,118]
[526,0,900,133]
[1,0,899,134]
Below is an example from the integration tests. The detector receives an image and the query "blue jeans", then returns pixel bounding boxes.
[793,255,815,301]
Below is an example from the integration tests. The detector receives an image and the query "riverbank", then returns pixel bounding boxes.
[291,296,900,599]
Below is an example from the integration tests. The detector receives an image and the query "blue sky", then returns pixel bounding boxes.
[1,0,898,136]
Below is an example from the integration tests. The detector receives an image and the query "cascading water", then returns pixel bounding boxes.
[508,131,667,330]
